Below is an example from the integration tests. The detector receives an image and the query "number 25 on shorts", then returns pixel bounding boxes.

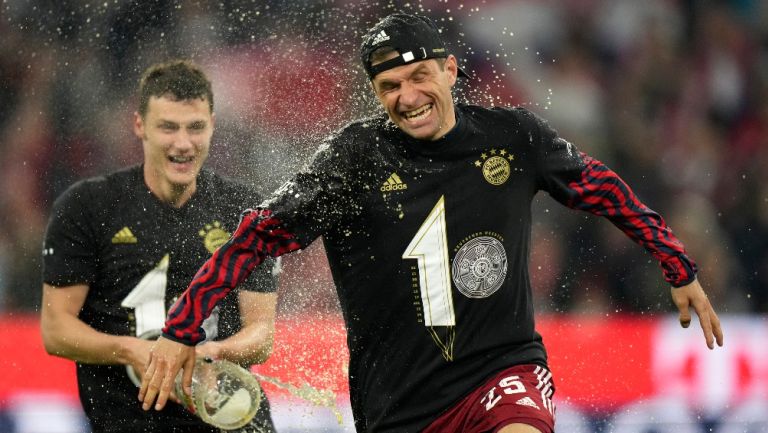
[481,375,526,411]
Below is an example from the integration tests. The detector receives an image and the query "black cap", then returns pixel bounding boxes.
[360,13,470,80]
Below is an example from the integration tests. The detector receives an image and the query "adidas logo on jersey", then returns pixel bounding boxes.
[381,173,408,192]
[371,30,390,45]
[515,397,540,410]
[112,227,138,244]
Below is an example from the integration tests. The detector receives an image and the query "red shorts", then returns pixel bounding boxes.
[422,364,556,433]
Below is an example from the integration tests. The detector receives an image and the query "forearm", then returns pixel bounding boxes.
[203,324,274,366]
[41,312,136,365]
[563,153,697,286]
[41,283,143,366]
[164,209,300,345]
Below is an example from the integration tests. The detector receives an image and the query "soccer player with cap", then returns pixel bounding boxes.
[140,14,723,433]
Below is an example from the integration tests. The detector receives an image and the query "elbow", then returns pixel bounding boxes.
[40,321,61,356]
[42,342,62,357]
[263,337,275,360]
[252,335,274,364]
[249,330,275,365]
[41,335,55,356]
[40,313,68,358]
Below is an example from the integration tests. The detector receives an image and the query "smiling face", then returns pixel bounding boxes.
[134,95,214,206]
[371,54,458,141]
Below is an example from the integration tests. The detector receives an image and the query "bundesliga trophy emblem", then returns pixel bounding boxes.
[175,357,262,430]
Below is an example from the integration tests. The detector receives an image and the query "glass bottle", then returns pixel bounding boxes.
[175,357,262,430]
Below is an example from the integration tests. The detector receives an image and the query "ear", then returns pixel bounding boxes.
[369,80,379,97]
[133,112,145,140]
[368,80,387,107]
[445,55,459,87]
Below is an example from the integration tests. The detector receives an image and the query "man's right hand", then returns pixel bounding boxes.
[138,336,195,411]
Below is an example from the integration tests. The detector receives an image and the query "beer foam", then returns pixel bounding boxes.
[209,388,253,426]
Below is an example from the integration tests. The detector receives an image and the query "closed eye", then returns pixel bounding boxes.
[158,122,179,131]
[377,81,399,94]
[188,121,207,131]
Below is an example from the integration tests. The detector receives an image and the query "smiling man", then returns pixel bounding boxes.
[140,15,723,433]
[41,60,278,433]
[369,50,458,140]
[136,86,212,207]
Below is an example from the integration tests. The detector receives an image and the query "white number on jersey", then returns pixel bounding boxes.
[403,196,456,360]
[403,195,456,327]
[120,254,170,338]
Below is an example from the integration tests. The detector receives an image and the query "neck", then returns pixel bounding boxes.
[165,184,195,208]
[433,106,458,141]
[143,166,196,208]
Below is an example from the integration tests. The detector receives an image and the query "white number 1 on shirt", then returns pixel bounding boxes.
[403,196,456,360]
[120,254,169,338]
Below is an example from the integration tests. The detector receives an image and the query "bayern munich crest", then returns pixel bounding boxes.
[474,148,514,185]
[199,221,230,253]
[451,236,508,298]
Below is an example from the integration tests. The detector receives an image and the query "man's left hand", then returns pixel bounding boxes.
[138,336,195,411]
[670,279,724,349]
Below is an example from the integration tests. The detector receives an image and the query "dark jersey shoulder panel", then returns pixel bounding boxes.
[261,117,381,247]
[43,173,112,287]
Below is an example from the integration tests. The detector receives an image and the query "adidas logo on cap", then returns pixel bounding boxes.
[371,30,390,45]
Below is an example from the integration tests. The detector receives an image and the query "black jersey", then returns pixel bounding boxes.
[42,165,277,433]
[165,105,697,432]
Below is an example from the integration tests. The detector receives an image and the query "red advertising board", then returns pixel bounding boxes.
[1,313,766,417]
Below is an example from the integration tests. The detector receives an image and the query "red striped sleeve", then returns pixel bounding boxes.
[162,209,302,345]
[564,153,697,287]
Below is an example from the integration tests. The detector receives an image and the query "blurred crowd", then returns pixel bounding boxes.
[0,0,765,316]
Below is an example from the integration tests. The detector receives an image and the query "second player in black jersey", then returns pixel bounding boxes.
[141,15,724,433]
[42,60,278,433]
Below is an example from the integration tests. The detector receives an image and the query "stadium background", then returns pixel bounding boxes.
[0,0,766,431]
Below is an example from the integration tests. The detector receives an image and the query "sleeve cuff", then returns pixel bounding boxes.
[161,331,197,346]
[664,254,698,288]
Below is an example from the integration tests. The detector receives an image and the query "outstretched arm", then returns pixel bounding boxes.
[561,154,698,287]
[552,152,723,348]
[522,108,723,348]
[163,210,299,344]
[139,209,300,410]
